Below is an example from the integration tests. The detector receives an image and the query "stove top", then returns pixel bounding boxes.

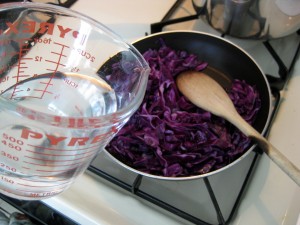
[0,1,299,225]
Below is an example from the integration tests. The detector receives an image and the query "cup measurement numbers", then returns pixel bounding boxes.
[1,133,21,164]
[32,37,96,63]
[0,133,21,176]
[0,176,14,184]
[2,133,23,151]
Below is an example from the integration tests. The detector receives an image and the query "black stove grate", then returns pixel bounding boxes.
[88,88,280,225]
[88,153,260,225]
[86,48,298,225]
[87,3,300,225]
[151,0,300,90]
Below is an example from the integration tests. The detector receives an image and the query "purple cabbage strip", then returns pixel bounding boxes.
[106,41,261,177]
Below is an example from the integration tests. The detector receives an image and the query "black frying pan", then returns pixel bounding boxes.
[105,31,272,179]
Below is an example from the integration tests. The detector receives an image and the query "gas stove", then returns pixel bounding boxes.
[0,1,299,225]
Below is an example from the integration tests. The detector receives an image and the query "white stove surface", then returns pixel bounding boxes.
[42,1,300,224]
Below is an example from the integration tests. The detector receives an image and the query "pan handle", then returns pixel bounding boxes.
[253,134,300,187]
[233,111,300,186]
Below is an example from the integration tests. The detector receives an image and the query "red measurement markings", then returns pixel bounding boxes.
[9,48,33,99]
[10,89,24,99]
[22,167,30,170]
[16,185,67,189]
[16,55,32,81]
[27,143,100,152]
[46,42,69,69]
[45,56,67,67]
[24,152,95,162]
[33,88,53,95]
[16,57,32,60]
[34,81,53,94]
[39,42,69,99]
[15,188,65,194]
[20,176,69,181]
[25,148,98,157]
[36,167,79,173]
[23,161,83,167]
[17,180,70,188]
[13,62,29,76]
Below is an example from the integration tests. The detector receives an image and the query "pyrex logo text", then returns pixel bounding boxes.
[21,128,110,147]
[1,21,86,42]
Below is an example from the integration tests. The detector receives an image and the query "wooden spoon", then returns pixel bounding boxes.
[176,71,300,186]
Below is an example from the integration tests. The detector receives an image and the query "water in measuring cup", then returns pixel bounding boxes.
[0,72,118,199]
[1,72,118,117]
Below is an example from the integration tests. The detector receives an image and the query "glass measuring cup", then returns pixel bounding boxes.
[0,2,149,200]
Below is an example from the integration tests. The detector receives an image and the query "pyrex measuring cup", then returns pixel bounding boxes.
[0,2,149,200]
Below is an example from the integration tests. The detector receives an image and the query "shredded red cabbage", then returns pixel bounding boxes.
[106,41,261,177]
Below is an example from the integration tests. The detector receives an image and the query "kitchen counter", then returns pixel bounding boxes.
[44,60,300,225]
[43,0,300,224]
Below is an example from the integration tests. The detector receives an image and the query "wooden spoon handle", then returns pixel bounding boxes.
[255,136,300,186]
[229,113,300,186]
